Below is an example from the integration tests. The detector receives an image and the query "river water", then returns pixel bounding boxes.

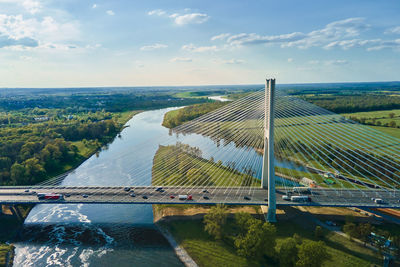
[13,105,303,266]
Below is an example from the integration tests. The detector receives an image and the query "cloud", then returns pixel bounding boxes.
[148,9,166,16]
[148,9,209,25]
[222,17,380,51]
[92,4,97,9]
[307,59,349,66]
[0,14,80,50]
[0,35,38,48]
[385,26,400,35]
[211,33,230,41]
[366,39,400,51]
[170,57,192,62]
[21,0,41,14]
[140,43,168,51]
[287,58,293,62]
[170,13,209,25]
[325,59,349,65]
[227,32,306,46]
[0,0,42,14]
[106,10,115,16]
[223,59,244,64]
[182,43,218,52]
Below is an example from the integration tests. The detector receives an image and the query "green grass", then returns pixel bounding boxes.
[369,126,400,139]
[115,110,141,125]
[173,92,214,98]
[276,220,381,267]
[161,217,382,267]
[341,109,400,119]
[152,144,260,187]
[161,219,257,267]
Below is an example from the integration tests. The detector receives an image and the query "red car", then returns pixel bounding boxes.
[170,195,175,199]
[187,195,193,200]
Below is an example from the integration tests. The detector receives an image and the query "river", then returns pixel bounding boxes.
[13,105,302,266]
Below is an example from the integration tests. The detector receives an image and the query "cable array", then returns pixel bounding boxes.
[34,88,400,203]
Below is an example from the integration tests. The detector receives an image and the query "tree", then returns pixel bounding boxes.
[10,163,27,185]
[314,226,323,239]
[389,112,395,118]
[23,158,45,184]
[296,240,330,267]
[343,222,358,240]
[203,205,228,240]
[234,219,276,260]
[279,237,298,267]
[293,233,302,245]
[358,223,372,246]
[234,212,254,234]
[389,121,396,128]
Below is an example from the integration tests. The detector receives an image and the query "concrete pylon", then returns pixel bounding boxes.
[261,78,276,223]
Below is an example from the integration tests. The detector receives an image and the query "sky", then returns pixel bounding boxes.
[0,0,399,87]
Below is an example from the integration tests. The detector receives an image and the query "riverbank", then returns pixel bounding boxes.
[154,205,384,267]
[0,205,32,266]
[36,110,141,186]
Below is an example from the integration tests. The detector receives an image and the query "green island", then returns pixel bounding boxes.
[152,142,259,187]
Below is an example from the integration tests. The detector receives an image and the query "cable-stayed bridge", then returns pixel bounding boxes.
[1,79,400,222]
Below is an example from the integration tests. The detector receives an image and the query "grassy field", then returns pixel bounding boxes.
[152,144,260,187]
[341,109,400,118]
[369,125,400,139]
[161,216,382,267]
[173,92,218,99]
[341,109,400,138]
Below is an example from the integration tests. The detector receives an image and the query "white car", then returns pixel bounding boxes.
[282,195,290,201]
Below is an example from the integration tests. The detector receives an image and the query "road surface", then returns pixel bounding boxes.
[0,186,398,208]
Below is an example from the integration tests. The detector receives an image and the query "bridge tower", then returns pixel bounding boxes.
[261,78,276,222]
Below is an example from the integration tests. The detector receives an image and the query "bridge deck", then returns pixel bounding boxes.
[0,186,399,208]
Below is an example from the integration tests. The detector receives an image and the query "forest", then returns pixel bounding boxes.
[0,90,208,186]
[0,110,122,185]
[302,94,400,113]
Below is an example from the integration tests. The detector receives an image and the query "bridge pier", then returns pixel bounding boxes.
[261,78,276,223]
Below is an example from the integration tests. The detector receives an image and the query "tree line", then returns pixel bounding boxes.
[303,95,400,113]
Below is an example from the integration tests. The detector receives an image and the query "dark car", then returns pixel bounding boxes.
[24,189,30,193]
[203,195,209,200]
[124,187,131,192]
[142,195,148,199]
[155,187,163,192]
[65,193,71,197]
[130,193,136,197]
[82,194,88,198]
[202,189,209,193]
[244,196,250,200]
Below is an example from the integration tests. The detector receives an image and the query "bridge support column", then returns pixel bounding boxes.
[261,78,276,223]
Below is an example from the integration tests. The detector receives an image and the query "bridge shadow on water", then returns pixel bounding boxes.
[19,222,170,247]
